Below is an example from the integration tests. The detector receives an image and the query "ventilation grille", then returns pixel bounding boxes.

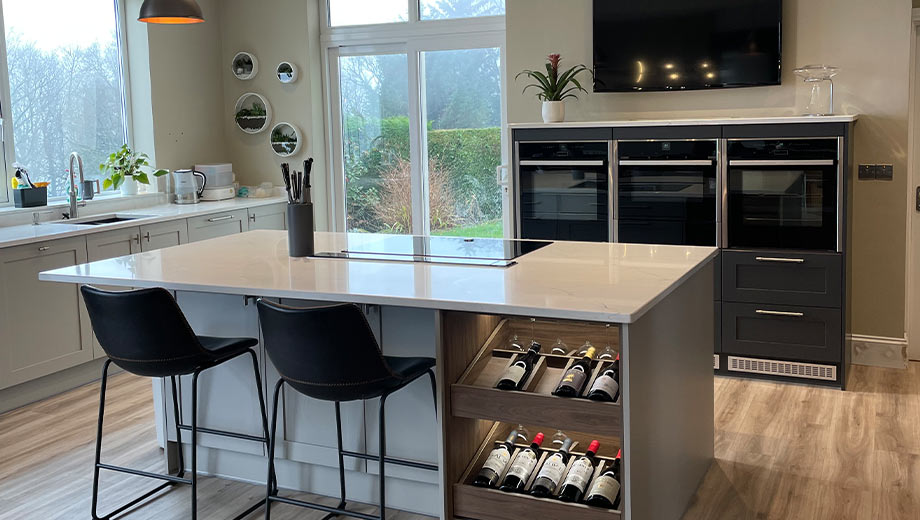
[727,356,837,381]
[713,355,720,370]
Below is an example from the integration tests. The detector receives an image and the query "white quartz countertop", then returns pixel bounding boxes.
[0,196,287,249]
[507,114,858,129]
[39,231,718,323]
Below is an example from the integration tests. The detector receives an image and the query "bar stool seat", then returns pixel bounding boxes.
[199,335,259,359]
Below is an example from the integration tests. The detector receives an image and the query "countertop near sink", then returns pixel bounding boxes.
[0,196,287,249]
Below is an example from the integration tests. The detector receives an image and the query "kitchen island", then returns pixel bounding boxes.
[40,230,717,520]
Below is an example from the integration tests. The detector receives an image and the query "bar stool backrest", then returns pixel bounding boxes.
[257,300,401,402]
[81,285,207,377]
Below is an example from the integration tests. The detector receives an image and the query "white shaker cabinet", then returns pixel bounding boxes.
[86,227,142,358]
[141,220,188,251]
[0,237,93,389]
[248,203,287,231]
[188,211,246,242]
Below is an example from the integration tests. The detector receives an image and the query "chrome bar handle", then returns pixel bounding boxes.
[618,160,714,166]
[518,160,606,167]
[207,215,234,223]
[755,257,805,264]
[728,159,836,166]
[756,309,805,318]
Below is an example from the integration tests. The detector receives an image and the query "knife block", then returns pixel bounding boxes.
[287,203,314,257]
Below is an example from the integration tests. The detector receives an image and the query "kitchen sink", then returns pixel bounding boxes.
[51,214,155,226]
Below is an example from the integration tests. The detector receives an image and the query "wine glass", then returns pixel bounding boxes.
[514,424,530,443]
[576,340,595,357]
[550,338,568,355]
[508,334,524,352]
[551,429,569,448]
[597,324,617,360]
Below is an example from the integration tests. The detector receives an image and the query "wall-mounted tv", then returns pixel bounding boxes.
[593,0,782,93]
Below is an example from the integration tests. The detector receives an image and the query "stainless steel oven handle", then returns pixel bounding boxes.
[754,256,806,264]
[618,160,714,166]
[728,160,836,166]
[519,160,606,167]
[755,309,805,318]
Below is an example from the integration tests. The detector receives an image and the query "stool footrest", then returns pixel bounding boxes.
[269,495,379,520]
[178,423,269,443]
[340,449,438,472]
[96,463,193,485]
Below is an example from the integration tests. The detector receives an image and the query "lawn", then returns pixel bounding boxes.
[432,220,503,238]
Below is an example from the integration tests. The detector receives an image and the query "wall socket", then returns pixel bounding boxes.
[858,164,894,181]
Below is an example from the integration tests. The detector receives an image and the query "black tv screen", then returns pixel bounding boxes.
[593,0,782,92]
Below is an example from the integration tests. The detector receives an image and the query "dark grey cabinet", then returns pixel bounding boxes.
[721,251,842,308]
[722,302,842,363]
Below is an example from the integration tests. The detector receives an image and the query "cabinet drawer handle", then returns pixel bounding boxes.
[755,257,805,264]
[207,215,234,222]
[755,309,805,318]
[144,232,151,242]
[133,234,140,244]
[249,214,256,222]
[37,246,50,252]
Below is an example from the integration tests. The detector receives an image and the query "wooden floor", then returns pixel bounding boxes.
[1,365,918,519]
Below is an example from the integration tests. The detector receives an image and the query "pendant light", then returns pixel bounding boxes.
[138,0,205,24]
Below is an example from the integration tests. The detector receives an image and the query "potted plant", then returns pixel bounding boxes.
[236,102,267,130]
[516,53,592,123]
[271,127,298,154]
[99,145,168,196]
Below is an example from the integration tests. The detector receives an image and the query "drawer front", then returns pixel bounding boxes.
[722,251,842,307]
[187,211,246,242]
[722,302,842,363]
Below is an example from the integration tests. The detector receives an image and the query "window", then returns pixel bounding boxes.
[1,0,129,200]
[325,0,507,238]
[329,0,408,27]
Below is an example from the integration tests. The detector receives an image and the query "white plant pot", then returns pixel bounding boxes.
[542,100,565,123]
[120,175,138,196]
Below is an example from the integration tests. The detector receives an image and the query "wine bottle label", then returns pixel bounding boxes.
[534,454,566,486]
[505,450,538,480]
[501,364,526,386]
[560,369,587,392]
[587,474,620,503]
[590,374,619,398]
[481,448,511,475]
[562,457,594,492]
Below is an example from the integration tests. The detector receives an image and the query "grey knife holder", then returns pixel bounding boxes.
[13,187,48,208]
[287,203,315,258]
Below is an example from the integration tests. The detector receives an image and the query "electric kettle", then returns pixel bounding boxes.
[172,169,207,205]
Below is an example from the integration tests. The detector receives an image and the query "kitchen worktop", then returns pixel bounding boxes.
[40,230,718,323]
[507,114,858,129]
[0,195,287,249]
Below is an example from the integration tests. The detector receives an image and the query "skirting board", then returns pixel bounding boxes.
[848,334,908,369]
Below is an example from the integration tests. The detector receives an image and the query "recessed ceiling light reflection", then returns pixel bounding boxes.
[669,73,679,80]
[701,62,710,69]
[664,63,674,69]
[706,72,715,79]
[636,60,644,83]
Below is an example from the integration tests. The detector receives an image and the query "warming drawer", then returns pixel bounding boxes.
[721,250,842,308]
[721,302,842,363]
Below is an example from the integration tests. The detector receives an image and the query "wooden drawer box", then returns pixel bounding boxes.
[721,250,842,308]
[450,319,623,437]
[454,423,622,520]
[721,302,843,363]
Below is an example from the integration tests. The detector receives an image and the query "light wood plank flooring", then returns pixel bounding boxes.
[1,364,919,519]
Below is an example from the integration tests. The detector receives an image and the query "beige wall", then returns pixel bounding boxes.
[506,0,913,339]
[219,0,329,230]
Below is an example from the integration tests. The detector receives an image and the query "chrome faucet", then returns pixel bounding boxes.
[67,152,86,219]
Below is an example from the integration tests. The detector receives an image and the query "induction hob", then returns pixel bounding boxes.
[314,235,552,267]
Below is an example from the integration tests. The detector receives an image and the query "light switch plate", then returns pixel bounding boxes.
[858,164,875,180]
[877,164,893,181]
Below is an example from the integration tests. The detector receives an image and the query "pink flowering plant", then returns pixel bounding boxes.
[516,53,592,101]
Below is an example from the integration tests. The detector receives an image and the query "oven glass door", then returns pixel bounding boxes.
[519,164,609,242]
[727,164,838,251]
[618,162,717,246]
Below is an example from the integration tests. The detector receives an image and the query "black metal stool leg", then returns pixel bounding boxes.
[91,359,112,520]
[248,349,278,495]
[265,379,284,520]
[191,370,201,520]
[320,402,349,520]
[426,369,437,413]
[378,393,388,520]
[169,375,186,478]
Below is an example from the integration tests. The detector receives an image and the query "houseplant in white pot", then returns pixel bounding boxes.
[100,145,167,196]
[517,53,592,123]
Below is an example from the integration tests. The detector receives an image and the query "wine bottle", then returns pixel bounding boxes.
[558,440,599,502]
[585,449,622,509]
[553,347,596,397]
[498,432,545,493]
[587,353,620,402]
[471,430,518,488]
[530,437,574,498]
[496,341,542,390]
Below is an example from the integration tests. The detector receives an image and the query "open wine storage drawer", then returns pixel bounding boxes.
[454,422,623,520]
[450,318,623,437]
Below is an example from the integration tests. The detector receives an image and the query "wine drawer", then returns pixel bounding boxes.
[450,318,623,437]
[454,423,622,520]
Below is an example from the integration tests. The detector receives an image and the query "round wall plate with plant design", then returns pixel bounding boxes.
[231,51,258,80]
[270,122,302,157]
[234,93,272,134]
[276,61,298,84]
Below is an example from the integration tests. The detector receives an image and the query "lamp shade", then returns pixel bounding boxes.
[138,0,205,24]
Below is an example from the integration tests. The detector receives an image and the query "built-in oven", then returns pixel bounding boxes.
[515,141,612,242]
[616,139,718,246]
[724,138,842,252]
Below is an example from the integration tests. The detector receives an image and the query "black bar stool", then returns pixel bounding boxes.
[81,286,277,520]
[256,300,438,520]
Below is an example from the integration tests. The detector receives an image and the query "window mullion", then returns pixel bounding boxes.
[408,0,421,23]
[407,46,428,236]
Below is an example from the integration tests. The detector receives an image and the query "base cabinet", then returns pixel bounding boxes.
[0,237,92,389]
[188,211,247,242]
[141,220,188,251]
[248,203,287,231]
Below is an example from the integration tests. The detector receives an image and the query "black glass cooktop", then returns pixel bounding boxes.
[314,235,552,267]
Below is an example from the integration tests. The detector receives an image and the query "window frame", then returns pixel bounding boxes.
[322,0,507,235]
[0,0,134,206]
